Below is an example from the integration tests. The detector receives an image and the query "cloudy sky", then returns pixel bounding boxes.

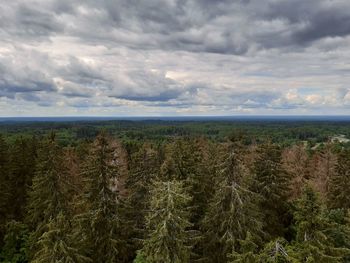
[1,0,350,116]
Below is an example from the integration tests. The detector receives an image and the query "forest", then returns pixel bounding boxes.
[1,120,350,262]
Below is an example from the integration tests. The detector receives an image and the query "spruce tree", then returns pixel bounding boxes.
[125,144,160,257]
[33,212,90,263]
[140,180,193,263]
[229,232,259,263]
[75,132,126,263]
[282,144,309,199]
[26,133,70,258]
[0,220,29,263]
[328,149,350,209]
[0,134,10,243]
[258,239,296,263]
[291,186,348,262]
[202,145,263,263]
[310,144,336,199]
[126,144,159,228]
[253,143,291,238]
[323,209,350,252]
[9,136,37,220]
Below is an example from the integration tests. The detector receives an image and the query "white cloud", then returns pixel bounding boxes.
[0,0,350,116]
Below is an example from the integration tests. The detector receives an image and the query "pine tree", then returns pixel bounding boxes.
[202,144,263,263]
[75,132,126,263]
[140,180,194,263]
[253,143,291,238]
[328,149,350,209]
[33,212,90,263]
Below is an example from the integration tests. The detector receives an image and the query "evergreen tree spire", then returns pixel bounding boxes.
[26,134,70,259]
[33,212,91,263]
[0,134,10,243]
[253,143,291,238]
[291,186,348,262]
[75,132,126,263]
[140,180,193,263]
[203,144,263,263]
[328,149,350,209]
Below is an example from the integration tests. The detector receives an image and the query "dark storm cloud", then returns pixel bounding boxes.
[62,0,350,53]
[2,0,350,53]
[0,2,64,42]
[0,55,56,98]
[264,0,350,46]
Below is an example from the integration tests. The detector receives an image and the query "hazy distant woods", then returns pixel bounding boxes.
[1,130,350,262]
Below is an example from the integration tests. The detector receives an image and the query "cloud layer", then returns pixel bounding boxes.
[1,0,350,116]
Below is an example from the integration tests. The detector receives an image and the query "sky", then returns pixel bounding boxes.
[0,0,350,117]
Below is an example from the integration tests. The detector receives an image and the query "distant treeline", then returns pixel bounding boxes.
[1,120,350,147]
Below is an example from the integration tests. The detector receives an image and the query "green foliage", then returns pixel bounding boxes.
[202,145,263,263]
[258,239,296,263]
[253,143,291,238]
[26,135,68,228]
[1,122,350,262]
[0,221,29,263]
[126,144,159,226]
[323,209,350,249]
[8,137,37,220]
[328,149,350,209]
[140,180,194,263]
[229,232,260,263]
[32,212,90,263]
[0,134,10,243]
[26,134,71,259]
[133,251,149,263]
[75,132,126,263]
[291,186,349,262]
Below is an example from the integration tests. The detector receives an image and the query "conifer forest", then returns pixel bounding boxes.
[1,119,350,263]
